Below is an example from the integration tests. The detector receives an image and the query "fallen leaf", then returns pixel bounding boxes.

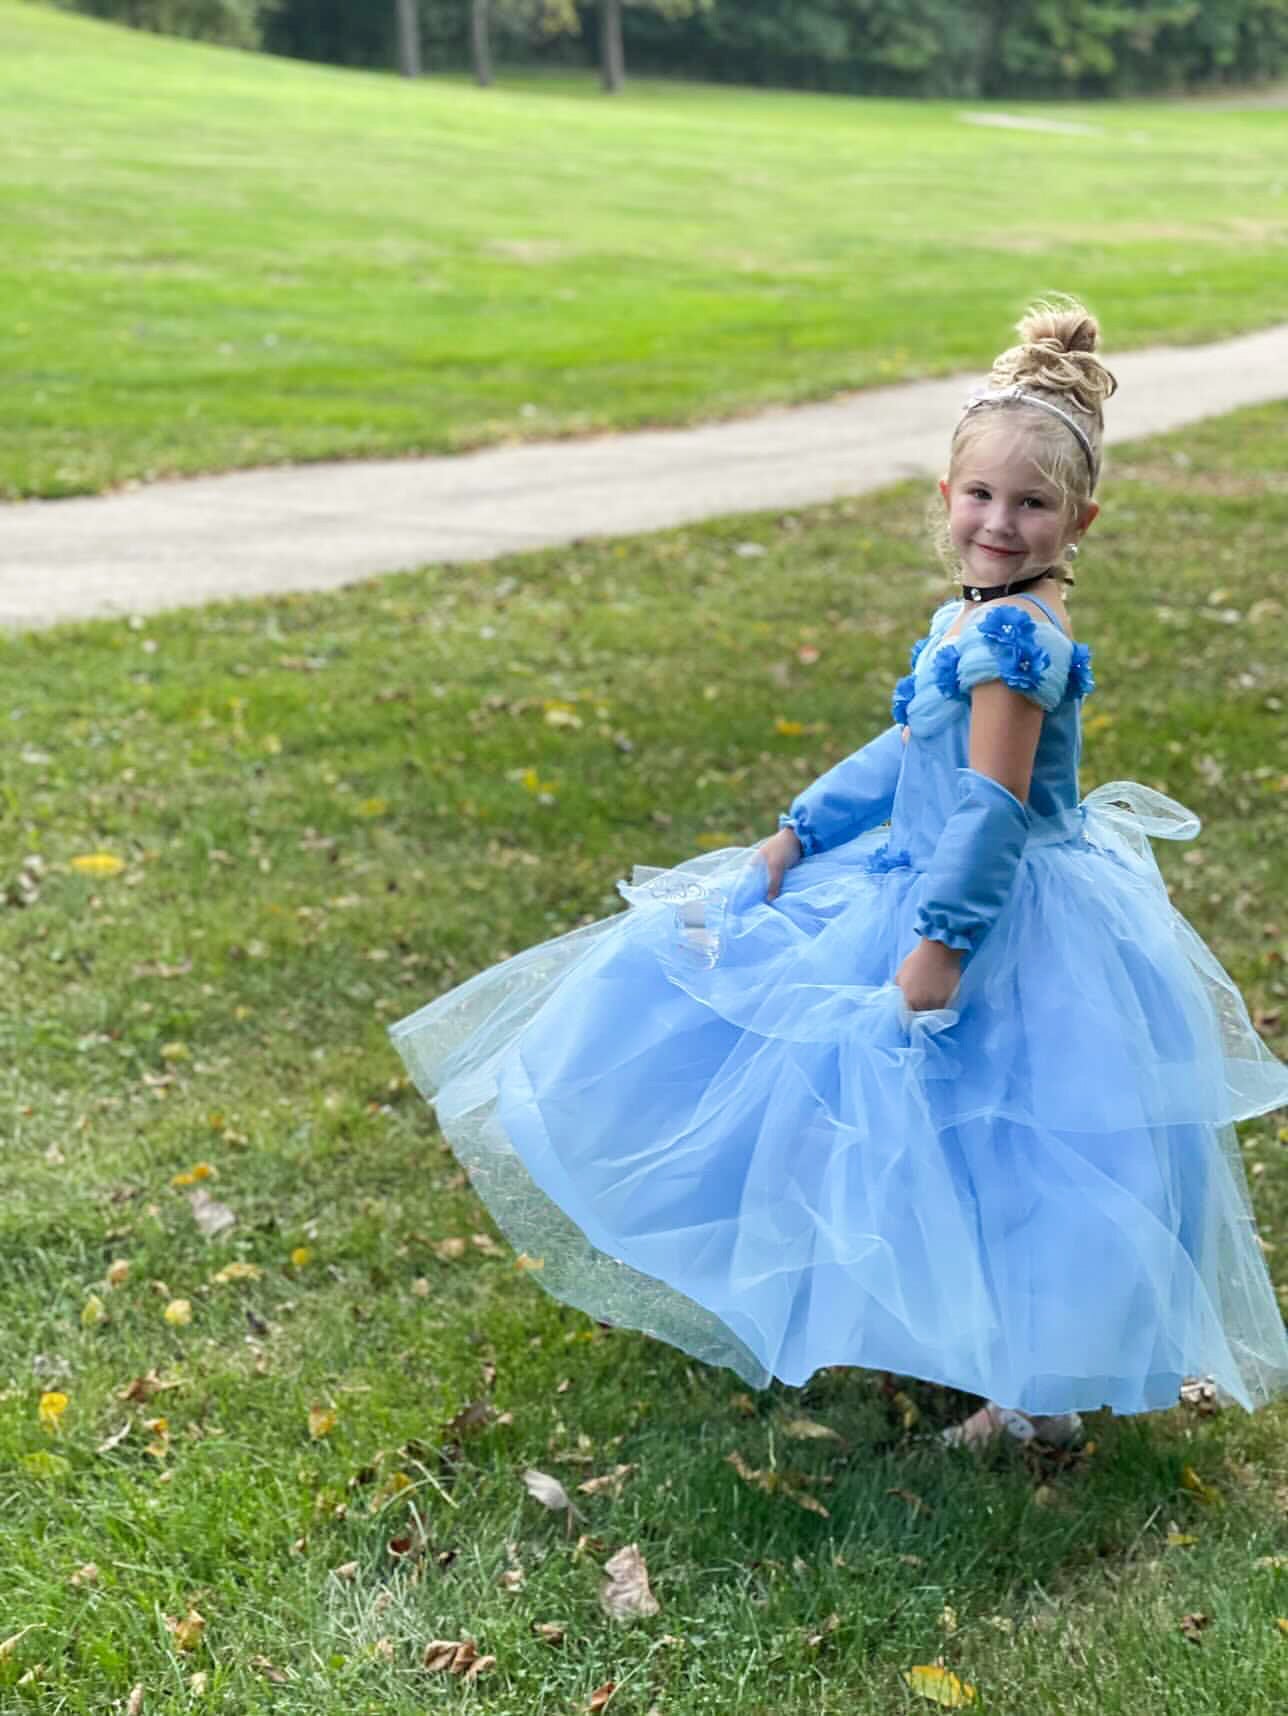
[189,1188,237,1239]
[127,1686,144,1716]
[0,1626,42,1660]
[97,1423,131,1455]
[775,717,805,737]
[588,1683,617,1711]
[1180,1464,1222,1506]
[729,1393,757,1416]
[81,1292,107,1328]
[1167,1532,1198,1548]
[70,1563,99,1586]
[887,1487,931,1515]
[1256,1555,1288,1571]
[249,1655,289,1683]
[71,852,126,877]
[106,1259,131,1287]
[578,1463,637,1498]
[189,1671,209,1695]
[165,1610,206,1652]
[780,1416,844,1444]
[447,1400,497,1437]
[119,1370,179,1403]
[1179,1611,1211,1644]
[171,1163,215,1188]
[163,1299,192,1328]
[372,1637,395,1661]
[289,1246,312,1268]
[806,1612,841,1648]
[904,1664,978,1707]
[333,1561,359,1581]
[532,1620,566,1645]
[210,1261,261,1284]
[38,1390,69,1432]
[422,1638,493,1678]
[600,1543,661,1621]
[514,1252,545,1271]
[523,1468,578,1515]
[308,1404,337,1440]
[433,1237,467,1262]
[498,1567,525,1592]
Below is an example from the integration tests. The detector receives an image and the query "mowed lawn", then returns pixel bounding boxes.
[3,2,1288,499]
[1,403,1287,1712]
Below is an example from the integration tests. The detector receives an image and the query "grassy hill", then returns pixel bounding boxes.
[3,1,1288,497]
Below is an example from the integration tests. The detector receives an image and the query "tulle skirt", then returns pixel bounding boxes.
[391,784,1288,1415]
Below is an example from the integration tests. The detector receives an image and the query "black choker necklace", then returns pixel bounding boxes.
[960,569,1052,604]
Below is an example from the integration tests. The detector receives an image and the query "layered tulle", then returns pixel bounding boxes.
[392,784,1288,1415]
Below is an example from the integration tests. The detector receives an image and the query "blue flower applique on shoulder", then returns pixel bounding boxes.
[1063,640,1095,702]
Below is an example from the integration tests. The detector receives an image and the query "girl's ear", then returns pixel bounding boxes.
[938,477,950,505]
[1077,501,1100,536]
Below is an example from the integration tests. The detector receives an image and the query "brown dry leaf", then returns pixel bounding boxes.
[792,1491,832,1519]
[578,1463,638,1498]
[372,1637,395,1662]
[729,1392,757,1416]
[523,1468,579,1515]
[600,1543,661,1621]
[107,1259,131,1287]
[0,1626,42,1661]
[514,1252,545,1271]
[333,1561,359,1581]
[447,1400,497,1436]
[498,1567,525,1592]
[189,1189,237,1239]
[119,1370,180,1403]
[806,1612,841,1648]
[1179,1611,1211,1644]
[471,1232,504,1257]
[165,1610,206,1652]
[127,1686,144,1716]
[422,1638,493,1678]
[249,1655,289,1683]
[1255,1555,1288,1571]
[434,1237,468,1262]
[780,1416,844,1445]
[904,1664,978,1707]
[70,1563,99,1587]
[588,1683,617,1712]
[888,1487,931,1516]
[308,1405,338,1440]
[532,1621,566,1645]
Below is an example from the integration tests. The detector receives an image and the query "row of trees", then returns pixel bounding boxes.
[50,1,1288,95]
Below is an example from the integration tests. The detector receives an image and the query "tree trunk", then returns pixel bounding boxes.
[395,0,422,78]
[471,0,493,88]
[599,0,625,93]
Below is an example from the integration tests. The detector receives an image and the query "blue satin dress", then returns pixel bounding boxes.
[392,595,1288,1416]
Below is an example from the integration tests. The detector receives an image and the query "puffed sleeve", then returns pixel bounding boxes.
[778,723,904,856]
[946,604,1073,712]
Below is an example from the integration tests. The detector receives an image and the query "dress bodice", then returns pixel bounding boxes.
[887,598,1094,866]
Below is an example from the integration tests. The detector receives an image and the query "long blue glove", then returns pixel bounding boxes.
[913,767,1030,953]
[778,723,905,856]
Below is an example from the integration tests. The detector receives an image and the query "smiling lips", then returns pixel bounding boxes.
[976,542,1025,557]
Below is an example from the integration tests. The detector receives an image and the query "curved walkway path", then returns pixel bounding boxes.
[4,324,1288,630]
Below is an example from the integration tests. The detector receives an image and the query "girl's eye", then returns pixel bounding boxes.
[967,488,990,500]
[1022,497,1046,509]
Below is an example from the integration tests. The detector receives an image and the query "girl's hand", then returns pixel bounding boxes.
[759,827,803,901]
[896,937,963,1012]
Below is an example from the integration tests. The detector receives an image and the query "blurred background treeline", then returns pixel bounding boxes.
[43,0,1288,96]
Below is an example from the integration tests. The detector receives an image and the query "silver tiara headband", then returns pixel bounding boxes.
[957,384,1098,485]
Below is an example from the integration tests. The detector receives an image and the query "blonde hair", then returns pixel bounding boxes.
[935,297,1119,589]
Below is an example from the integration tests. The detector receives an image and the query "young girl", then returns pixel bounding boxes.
[392,302,1288,1447]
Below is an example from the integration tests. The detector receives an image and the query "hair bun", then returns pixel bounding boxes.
[1016,300,1101,356]
[991,296,1117,418]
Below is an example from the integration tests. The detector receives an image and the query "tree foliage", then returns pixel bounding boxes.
[54,0,1288,90]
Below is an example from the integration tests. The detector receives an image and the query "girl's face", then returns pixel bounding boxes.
[940,426,1097,586]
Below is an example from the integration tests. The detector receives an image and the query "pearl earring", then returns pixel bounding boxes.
[1063,542,1079,562]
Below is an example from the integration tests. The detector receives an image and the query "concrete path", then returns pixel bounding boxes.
[4,323,1288,630]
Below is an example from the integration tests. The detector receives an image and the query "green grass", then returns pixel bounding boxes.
[2,403,1287,1712]
[4,2,1288,499]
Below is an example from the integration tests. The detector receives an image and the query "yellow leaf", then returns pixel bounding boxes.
[106,1259,131,1287]
[1277,1618,1288,1637]
[308,1405,337,1440]
[70,852,126,877]
[356,797,388,818]
[211,1261,261,1285]
[1181,1464,1222,1506]
[163,1298,193,1327]
[81,1293,107,1328]
[904,1665,978,1708]
[38,1391,69,1432]
[290,1246,313,1268]
[166,1609,206,1651]
[171,1162,214,1188]
[774,718,804,737]
[1167,1532,1199,1548]
[161,1042,189,1063]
